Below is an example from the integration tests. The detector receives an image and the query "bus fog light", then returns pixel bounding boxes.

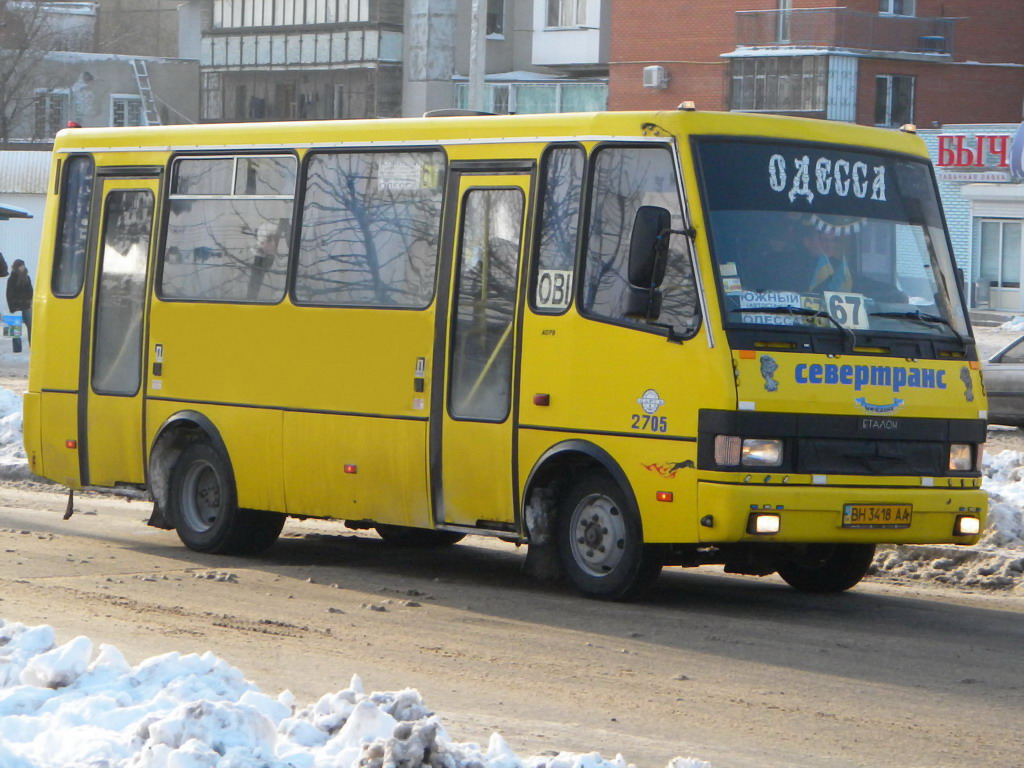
[949,444,973,471]
[954,515,981,536]
[741,438,783,467]
[715,435,741,466]
[747,513,780,535]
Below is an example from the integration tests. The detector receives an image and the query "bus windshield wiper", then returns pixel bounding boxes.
[730,305,855,341]
[869,310,966,346]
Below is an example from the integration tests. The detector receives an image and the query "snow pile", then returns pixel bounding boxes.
[1000,315,1024,332]
[0,620,711,768]
[0,387,30,480]
[871,448,1024,591]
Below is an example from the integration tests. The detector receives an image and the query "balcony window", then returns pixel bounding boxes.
[879,0,915,16]
[456,82,606,114]
[729,56,826,113]
[874,74,914,127]
[547,0,586,28]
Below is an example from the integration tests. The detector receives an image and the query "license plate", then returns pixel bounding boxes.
[842,503,912,529]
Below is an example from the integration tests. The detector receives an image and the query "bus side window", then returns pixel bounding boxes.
[533,145,584,313]
[161,154,295,304]
[581,145,699,337]
[52,155,95,298]
[295,150,445,309]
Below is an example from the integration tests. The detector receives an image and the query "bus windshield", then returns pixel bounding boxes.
[696,139,968,342]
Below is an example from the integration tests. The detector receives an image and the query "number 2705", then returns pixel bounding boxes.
[631,414,667,433]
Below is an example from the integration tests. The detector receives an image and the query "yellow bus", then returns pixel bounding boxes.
[23,109,987,600]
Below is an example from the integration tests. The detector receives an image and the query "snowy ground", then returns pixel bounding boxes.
[2,336,1024,766]
[0,619,709,768]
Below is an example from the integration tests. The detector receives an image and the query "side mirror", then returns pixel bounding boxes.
[628,205,671,289]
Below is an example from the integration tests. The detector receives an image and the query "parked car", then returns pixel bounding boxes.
[984,335,1024,426]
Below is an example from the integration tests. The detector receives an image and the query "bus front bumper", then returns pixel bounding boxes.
[696,481,986,546]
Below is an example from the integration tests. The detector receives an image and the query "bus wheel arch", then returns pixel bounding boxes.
[149,413,284,555]
[148,411,228,517]
[522,442,660,599]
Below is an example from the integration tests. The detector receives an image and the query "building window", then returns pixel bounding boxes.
[879,0,915,16]
[975,219,1022,290]
[874,74,914,127]
[547,0,586,27]
[111,96,144,127]
[34,90,69,138]
[776,0,792,42]
[202,72,223,121]
[487,0,505,36]
[729,57,826,113]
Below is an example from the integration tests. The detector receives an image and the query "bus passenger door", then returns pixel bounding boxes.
[81,177,159,487]
[434,171,530,529]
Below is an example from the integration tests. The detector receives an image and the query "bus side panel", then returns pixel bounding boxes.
[146,400,285,514]
[35,392,81,488]
[282,412,429,526]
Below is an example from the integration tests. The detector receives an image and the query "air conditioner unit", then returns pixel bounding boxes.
[642,65,669,89]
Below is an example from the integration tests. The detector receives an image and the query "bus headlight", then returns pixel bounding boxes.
[741,438,783,467]
[714,436,783,467]
[949,444,973,471]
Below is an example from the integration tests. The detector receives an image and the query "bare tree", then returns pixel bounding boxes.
[0,0,92,143]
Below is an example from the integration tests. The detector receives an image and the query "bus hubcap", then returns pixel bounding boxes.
[570,493,627,577]
[181,461,222,533]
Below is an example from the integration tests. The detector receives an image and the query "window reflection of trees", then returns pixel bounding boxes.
[450,189,522,421]
[583,146,699,335]
[161,156,295,303]
[296,151,445,308]
[538,146,584,273]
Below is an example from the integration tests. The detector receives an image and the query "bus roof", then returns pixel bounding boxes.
[50,110,928,159]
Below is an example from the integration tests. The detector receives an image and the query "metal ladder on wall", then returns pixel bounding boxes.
[131,58,162,126]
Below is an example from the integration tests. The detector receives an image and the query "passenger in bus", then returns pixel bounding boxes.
[7,259,33,348]
[742,217,812,294]
[805,227,853,293]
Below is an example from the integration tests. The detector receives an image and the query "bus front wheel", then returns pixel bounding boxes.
[168,442,284,555]
[775,543,876,593]
[557,472,662,601]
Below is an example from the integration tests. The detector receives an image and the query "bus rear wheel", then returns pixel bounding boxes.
[168,442,284,555]
[557,472,662,601]
[776,543,876,593]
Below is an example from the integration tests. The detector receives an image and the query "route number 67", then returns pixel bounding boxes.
[823,291,870,329]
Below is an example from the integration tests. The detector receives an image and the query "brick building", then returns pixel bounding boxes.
[610,0,1024,128]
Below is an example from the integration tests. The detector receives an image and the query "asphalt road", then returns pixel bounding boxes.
[1,484,1023,768]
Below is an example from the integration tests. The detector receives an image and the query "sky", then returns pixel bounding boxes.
[0,385,1022,767]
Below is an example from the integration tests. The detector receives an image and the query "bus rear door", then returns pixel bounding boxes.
[433,168,531,529]
[80,175,159,487]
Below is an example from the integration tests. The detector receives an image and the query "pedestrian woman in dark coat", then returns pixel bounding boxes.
[7,259,33,343]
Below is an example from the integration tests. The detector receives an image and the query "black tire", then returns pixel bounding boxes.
[168,442,284,555]
[374,524,465,547]
[556,471,662,601]
[776,544,876,593]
